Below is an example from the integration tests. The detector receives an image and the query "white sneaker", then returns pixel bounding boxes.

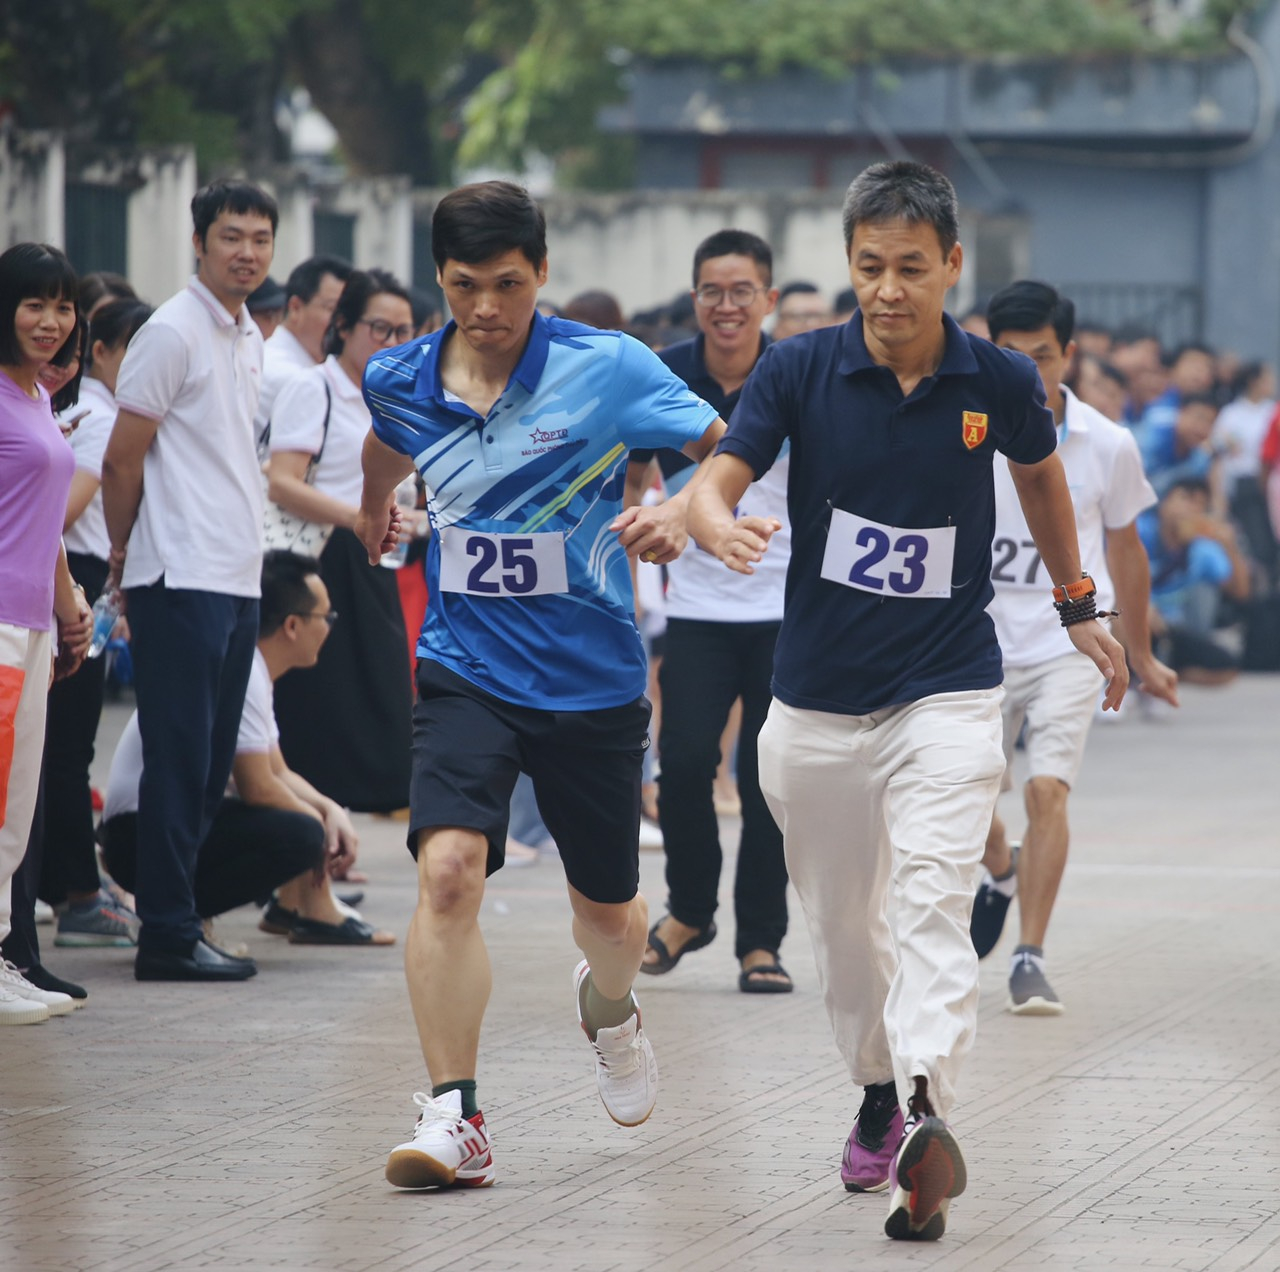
[384,1089,495,1189]
[0,961,74,1017]
[574,959,658,1126]
[0,983,50,1025]
[34,899,54,925]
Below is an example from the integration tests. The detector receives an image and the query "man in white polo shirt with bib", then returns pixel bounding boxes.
[972,280,1179,1014]
[102,179,277,982]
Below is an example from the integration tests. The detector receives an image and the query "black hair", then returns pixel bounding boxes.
[563,290,624,330]
[987,280,1076,351]
[842,161,959,258]
[1112,325,1160,349]
[89,298,154,366]
[50,317,89,414]
[408,287,441,330]
[260,550,323,638]
[0,242,80,368]
[432,181,546,271]
[284,254,353,305]
[1165,476,1211,501]
[78,271,137,315]
[191,179,279,248]
[1230,360,1268,400]
[691,229,773,288]
[1178,391,1219,412]
[1170,340,1216,365]
[325,268,412,358]
[777,281,819,303]
[1079,353,1128,390]
[833,286,857,315]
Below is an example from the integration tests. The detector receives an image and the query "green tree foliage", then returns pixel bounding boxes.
[0,0,1264,186]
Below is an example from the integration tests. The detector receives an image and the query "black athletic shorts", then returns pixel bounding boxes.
[408,659,651,904]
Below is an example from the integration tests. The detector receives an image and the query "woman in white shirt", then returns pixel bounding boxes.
[42,299,153,946]
[265,270,416,813]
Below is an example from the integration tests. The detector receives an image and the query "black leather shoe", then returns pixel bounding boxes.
[134,938,258,982]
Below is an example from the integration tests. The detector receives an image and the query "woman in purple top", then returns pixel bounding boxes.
[0,243,93,1025]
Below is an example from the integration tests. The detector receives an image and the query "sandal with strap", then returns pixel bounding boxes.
[638,915,717,975]
[738,960,794,994]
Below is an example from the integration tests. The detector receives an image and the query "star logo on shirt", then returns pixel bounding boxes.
[530,427,569,445]
[962,411,988,450]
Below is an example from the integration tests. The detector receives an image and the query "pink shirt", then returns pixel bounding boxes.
[0,371,75,631]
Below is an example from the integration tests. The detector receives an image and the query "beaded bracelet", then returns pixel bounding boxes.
[1054,593,1098,627]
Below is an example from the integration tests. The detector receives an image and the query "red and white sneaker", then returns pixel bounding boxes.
[574,959,658,1127]
[384,1089,495,1190]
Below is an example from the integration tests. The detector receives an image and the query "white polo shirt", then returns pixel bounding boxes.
[989,387,1155,668]
[664,453,791,623]
[114,275,265,597]
[103,648,277,819]
[255,324,317,444]
[268,355,368,508]
[59,375,114,560]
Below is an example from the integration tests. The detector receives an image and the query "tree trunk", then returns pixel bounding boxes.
[289,0,438,182]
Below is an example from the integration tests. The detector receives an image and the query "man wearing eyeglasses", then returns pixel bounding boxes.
[98,550,393,952]
[625,230,794,995]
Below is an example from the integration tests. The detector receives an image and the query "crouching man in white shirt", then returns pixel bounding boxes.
[100,551,394,952]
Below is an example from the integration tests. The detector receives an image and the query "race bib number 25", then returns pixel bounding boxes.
[438,530,569,596]
[820,509,955,600]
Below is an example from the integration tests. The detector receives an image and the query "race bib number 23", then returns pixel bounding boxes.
[820,509,955,600]
[438,530,569,597]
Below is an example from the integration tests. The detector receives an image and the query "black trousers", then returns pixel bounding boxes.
[40,551,110,904]
[100,802,324,921]
[126,583,258,953]
[656,618,787,959]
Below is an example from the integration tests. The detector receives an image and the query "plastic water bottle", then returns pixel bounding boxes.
[86,588,123,659]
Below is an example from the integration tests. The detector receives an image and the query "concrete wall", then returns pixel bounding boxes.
[413,187,853,315]
[0,127,65,248]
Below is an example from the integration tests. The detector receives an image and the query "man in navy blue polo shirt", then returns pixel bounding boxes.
[688,160,1128,1242]
[625,229,793,995]
[352,181,725,1192]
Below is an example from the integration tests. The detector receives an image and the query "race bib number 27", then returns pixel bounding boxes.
[438,530,569,596]
[820,509,955,600]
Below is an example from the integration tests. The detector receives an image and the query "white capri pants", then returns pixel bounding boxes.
[757,688,1005,1118]
[1,624,52,946]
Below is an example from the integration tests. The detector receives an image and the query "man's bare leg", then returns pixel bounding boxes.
[1017,776,1070,948]
[405,827,491,1082]
[982,810,1015,878]
[569,883,648,1009]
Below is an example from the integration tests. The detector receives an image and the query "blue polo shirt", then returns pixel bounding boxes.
[630,332,767,491]
[719,311,1056,715]
[364,313,718,710]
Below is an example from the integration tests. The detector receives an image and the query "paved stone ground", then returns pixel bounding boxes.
[3,676,1278,1272]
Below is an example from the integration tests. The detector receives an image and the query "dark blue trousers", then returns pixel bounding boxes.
[127,583,258,953]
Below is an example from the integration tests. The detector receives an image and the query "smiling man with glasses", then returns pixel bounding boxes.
[624,229,794,998]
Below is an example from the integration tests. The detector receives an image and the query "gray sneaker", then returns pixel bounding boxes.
[1007,950,1064,1016]
[55,892,140,947]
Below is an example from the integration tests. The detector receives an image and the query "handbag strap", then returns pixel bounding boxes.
[302,381,333,484]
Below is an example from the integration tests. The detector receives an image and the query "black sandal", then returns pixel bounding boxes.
[638,915,717,975]
[738,960,794,994]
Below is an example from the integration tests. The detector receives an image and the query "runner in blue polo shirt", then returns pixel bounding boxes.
[352,181,724,1193]
[688,161,1128,1242]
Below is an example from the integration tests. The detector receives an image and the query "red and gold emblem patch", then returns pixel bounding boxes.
[962,411,988,450]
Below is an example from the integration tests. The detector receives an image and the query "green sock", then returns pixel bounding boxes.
[432,1079,478,1119]
[579,971,636,1040]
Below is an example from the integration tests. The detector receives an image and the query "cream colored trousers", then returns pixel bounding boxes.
[757,688,1005,1117]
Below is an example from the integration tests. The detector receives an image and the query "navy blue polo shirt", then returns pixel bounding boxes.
[718,310,1056,715]
[630,333,766,489]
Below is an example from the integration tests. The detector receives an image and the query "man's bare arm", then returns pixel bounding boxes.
[101,408,161,582]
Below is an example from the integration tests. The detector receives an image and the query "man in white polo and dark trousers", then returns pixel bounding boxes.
[102,179,277,982]
[971,280,1179,1013]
